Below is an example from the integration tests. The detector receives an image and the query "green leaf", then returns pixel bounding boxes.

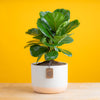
[54,9,70,21]
[58,48,72,57]
[26,28,40,35]
[58,36,73,45]
[65,20,80,33]
[24,42,42,49]
[30,45,48,57]
[39,11,51,17]
[54,46,59,52]
[56,20,80,36]
[57,48,62,52]
[56,21,69,36]
[41,12,65,32]
[24,43,34,49]
[67,33,74,36]
[41,12,55,31]
[62,49,72,57]
[24,39,42,49]
[36,54,43,63]
[45,51,58,61]
[27,40,40,43]
[52,12,65,30]
[54,36,73,46]
[37,19,54,40]
[41,38,58,47]
[42,36,73,47]
[33,34,43,40]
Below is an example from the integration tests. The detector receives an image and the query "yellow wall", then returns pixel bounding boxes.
[0,0,100,83]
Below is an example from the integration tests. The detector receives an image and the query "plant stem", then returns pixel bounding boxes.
[49,60,54,66]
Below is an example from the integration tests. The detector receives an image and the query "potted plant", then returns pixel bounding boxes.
[25,9,80,94]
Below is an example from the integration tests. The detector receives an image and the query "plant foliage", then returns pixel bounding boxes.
[25,9,80,63]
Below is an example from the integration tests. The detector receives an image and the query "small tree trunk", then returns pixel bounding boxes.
[49,60,54,66]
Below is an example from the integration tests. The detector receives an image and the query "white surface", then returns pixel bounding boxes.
[31,63,68,88]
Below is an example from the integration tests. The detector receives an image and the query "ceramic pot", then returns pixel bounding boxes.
[31,63,68,94]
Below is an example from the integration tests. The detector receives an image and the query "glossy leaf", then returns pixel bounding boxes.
[24,43,42,49]
[37,19,54,40]
[41,38,58,47]
[41,12,55,31]
[24,43,35,49]
[30,45,48,57]
[54,9,70,21]
[57,48,62,52]
[27,40,40,43]
[26,28,40,35]
[33,34,43,40]
[58,36,73,45]
[67,33,74,36]
[45,51,58,61]
[54,46,59,52]
[36,54,43,63]
[39,11,51,17]
[54,36,73,46]
[52,12,65,30]
[65,20,80,33]
[56,20,80,36]
[56,21,69,36]
[58,48,72,57]
[41,12,65,32]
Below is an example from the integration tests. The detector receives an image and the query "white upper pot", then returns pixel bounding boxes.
[31,63,68,94]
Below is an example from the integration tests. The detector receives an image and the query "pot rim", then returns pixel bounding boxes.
[31,61,68,67]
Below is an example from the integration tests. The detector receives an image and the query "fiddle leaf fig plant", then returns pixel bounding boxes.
[25,9,80,63]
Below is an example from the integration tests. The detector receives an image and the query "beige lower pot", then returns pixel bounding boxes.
[31,63,68,94]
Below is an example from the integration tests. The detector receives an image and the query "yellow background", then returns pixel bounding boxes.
[0,0,100,83]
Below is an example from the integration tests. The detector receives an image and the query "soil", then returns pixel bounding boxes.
[35,60,66,66]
